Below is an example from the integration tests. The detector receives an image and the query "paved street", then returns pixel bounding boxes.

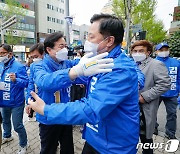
[1,110,180,154]
[157,102,180,139]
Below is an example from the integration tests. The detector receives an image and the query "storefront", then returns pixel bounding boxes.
[13,45,26,62]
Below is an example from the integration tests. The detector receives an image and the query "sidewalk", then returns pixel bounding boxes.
[1,112,180,154]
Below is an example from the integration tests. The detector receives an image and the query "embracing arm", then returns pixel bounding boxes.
[29,68,136,125]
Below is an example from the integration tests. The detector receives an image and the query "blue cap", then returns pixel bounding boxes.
[155,42,169,50]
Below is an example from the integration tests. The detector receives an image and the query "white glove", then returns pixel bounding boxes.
[72,52,114,77]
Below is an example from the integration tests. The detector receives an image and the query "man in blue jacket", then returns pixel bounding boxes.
[155,42,180,139]
[29,14,140,154]
[30,31,114,154]
[26,43,44,121]
[0,44,28,154]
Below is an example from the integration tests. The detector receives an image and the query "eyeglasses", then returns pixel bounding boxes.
[132,49,146,53]
[0,52,8,56]
[57,44,67,49]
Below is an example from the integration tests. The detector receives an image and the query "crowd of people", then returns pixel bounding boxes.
[0,13,179,154]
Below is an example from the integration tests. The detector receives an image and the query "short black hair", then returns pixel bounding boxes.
[0,44,13,52]
[90,14,124,44]
[30,43,44,55]
[44,32,64,53]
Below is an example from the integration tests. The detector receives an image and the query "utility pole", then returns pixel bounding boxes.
[0,24,4,44]
[124,0,131,54]
[65,0,70,45]
[0,13,4,44]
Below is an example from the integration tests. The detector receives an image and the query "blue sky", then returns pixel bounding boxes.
[69,0,178,30]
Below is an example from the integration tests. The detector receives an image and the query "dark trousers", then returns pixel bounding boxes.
[140,134,153,154]
[156,96,178,136]
[139,105,153,154]
[82,142,99,154]
[39,123,74,154]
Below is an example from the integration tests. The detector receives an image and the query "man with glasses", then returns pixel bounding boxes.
[26,43,45,121]
[29,14,140,154]
[131,40,171,154]
[0,44,28,154]
[30,31,113,154]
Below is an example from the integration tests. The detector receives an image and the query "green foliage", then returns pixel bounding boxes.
[0,0,27,45]
[166,31,180,57]
[112,0,167,44]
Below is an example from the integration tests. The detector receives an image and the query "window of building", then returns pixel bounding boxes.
[25,38,35,44]
[61,20,64,25]
[48,28,53,33]
[25,24,30,29]
[30,24,35,30]
[73,30,80,35]
[17,23,22,29]
[47,16,51,21]
[52,18,56,22]
[21,23,25,29]
[47,4,50,9]
[62,9,64,14]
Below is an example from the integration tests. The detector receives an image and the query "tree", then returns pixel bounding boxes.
[166,31,180,57]
[112,0,167,44]
[0,0,27,46]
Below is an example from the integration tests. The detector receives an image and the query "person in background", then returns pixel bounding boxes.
[29,13,140,154]
[71,48,86,102]
[26,43,44,122]
[25,57,33,76]
[155,42,180,139]
[0,44,29,154]
[131,40,171,154]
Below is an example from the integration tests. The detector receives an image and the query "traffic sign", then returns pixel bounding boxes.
[1,15,17,30]
[131,24,142,33]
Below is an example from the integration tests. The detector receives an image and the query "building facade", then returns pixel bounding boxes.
[0,0,35,61]
[35,0,66,43]
[169,4,180,34]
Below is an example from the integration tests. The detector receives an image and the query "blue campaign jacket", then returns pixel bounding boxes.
[0,57,28,107]
[129,58,145,90]
[26,61,43,103]
[43,45,140,154]
[156,56,180,97]
[33,54,84,124]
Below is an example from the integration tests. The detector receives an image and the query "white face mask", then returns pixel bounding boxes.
[33,58,42,62]
[84,40,99,56]
[0,55,10,63]
[74,56,80,60]
[132,53,146,62]
[84,38,108,56]
[157,51,169,58]
[55,48,68,62]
